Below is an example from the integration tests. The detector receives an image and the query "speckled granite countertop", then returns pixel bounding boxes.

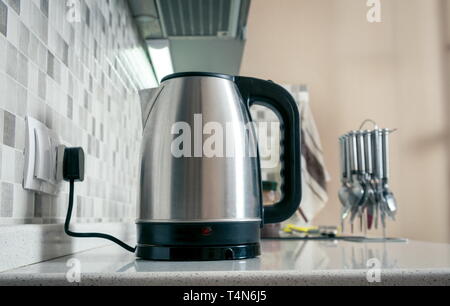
[1,240,450,286]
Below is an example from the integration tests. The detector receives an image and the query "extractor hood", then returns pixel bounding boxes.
[127,0,251,76]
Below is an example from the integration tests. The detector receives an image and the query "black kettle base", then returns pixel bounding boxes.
[136,244,261,261]
[135,221,262,261]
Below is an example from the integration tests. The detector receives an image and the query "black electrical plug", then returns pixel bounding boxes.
[63,147,85,182]
[62,146,136,253]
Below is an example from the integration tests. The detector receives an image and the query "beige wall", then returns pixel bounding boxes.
[241,0,450,242]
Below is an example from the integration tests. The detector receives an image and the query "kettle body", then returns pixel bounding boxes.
[137,72,302,261]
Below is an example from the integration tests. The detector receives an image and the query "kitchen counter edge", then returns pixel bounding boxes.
[1,269,449,286]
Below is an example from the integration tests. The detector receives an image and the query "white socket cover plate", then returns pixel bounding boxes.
[23,117,62,195]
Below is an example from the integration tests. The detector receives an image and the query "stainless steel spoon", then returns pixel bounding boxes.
[373,128,389,232]
[338,136,353,231]
[339,137,349,229]
[356,130,369,233]
[348,131,365,233]
[382,128,397,220]
[363,130,376,230]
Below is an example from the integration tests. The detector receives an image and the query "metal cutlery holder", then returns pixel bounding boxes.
[338,121,397,236]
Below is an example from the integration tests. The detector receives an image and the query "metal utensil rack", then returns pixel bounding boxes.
[338,120,398,237]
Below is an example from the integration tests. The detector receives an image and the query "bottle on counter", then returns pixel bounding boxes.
[261,181,282,238]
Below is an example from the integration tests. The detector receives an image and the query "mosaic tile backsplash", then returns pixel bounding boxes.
[0,0,153,225]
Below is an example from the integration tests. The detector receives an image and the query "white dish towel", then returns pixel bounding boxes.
[283,85,330,226]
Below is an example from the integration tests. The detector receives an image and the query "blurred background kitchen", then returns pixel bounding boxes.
[1,0,449,273]
[240,0,450,243]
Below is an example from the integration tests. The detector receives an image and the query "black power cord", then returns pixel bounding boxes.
[63,148,136,253]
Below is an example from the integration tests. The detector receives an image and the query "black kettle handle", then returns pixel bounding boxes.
[234,77,302,224]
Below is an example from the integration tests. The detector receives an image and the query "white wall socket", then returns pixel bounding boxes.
[23,117,64,195]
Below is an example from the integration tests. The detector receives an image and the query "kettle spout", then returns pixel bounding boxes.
[138,86,164,129]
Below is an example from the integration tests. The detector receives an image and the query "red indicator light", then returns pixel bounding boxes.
[201,227,213,236]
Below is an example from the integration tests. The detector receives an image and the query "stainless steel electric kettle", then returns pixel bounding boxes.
[136,72,302,261]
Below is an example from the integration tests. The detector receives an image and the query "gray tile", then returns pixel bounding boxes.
[69,25,74,45]
[17,52,28,87]
[52,55,60,83]
[1,182,13,218]
[67,96,73,119]
[87,134,92,155]
[14,116,24,151]
[18,22,29,56]
[257,111,266,120]
[94,40,98,60]
[0,1,7,37]
[86,6,90,27]
[39,195,52,218]
[68,74,73,96]
[38,69,46,100]
[84,90,89,109]
[14,149,23,184]
[45,105,52,129]
[34,194,42,218]
[6,42,17,80]
[37,40,47,71]
[47,50,54,78]
[62,41,68,66]
[40,0,48,18]
[40,10,48,44]
[89,74,93,92]
[16,84,27,117]
[92,117,96,136]
[27,33,38,64]
[7,0,19,15]
[3,110,15,147]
